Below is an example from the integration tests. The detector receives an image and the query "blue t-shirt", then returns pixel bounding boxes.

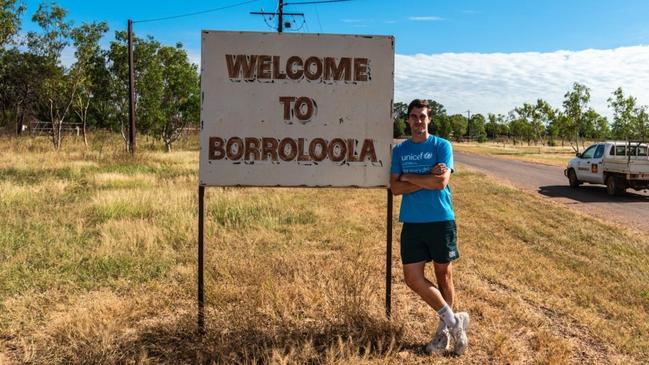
[390,135,455,223]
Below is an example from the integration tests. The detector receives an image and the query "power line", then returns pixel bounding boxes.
[133,0,260,24]
[313,4,323,32]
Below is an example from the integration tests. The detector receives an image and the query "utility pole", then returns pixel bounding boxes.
[278,0,284,32]
[250,1,302,33]
[251,0,351,32]
[466,110,471,141]
[127,19,137,154]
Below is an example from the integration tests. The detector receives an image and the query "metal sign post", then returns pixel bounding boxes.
[197,185,205,333]
[385,189,393,319]
[197,31,394,333]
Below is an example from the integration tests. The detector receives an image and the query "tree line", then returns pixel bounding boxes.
[0,1,199,151]
[394,83,649,148]
[3,2,648,152]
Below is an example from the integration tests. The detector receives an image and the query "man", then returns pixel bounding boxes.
[390,99,469,355]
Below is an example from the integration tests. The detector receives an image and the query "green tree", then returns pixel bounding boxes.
[108,31,164,150]
[563,82,591,150]
[393,101,407,137]
[485,113,499,139]
[508,114,532,145]
[581,108,607,140]
[155,43,199,151]
[591,111,610,140]
[467,113,487,142]
[70,21,109,146]
[631,106,648,142]
[393,117,406,138]
[425,100,447,137]
[27,1,79,150]
[608,87,637,140]
[0,0,26,47]
[27,1,72,60]
[447,114,467,141]
[534,99,556,145]
[0,50,55,133]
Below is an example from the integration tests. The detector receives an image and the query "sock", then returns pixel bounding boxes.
[437,304,457,328]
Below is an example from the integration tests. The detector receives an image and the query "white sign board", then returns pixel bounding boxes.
[199,31,394,187]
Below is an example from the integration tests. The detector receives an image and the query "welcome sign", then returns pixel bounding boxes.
[199,31,394,187]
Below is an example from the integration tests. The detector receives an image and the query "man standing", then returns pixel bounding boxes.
[390,99,469,355]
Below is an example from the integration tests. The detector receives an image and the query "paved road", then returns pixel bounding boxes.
[455,151,649,232]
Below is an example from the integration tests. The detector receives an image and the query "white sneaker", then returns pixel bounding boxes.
[449,312,470,355]
[425,321,450,354]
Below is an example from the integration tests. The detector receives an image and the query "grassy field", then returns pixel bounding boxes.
[453,142,578,167]
[1,135,648,364]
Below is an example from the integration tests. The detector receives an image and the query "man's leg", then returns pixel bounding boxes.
[434,262,454,308]
[402,261,446,310]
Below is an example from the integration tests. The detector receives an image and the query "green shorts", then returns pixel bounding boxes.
[400,220,459,264]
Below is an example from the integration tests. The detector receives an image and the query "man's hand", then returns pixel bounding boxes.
[431,163,448,176]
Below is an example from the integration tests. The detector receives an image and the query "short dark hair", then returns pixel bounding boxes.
[407,99,431,117]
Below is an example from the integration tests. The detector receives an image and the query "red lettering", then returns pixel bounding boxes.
[244,137,261,160]
[358,139,377,162]
[226,137,244,160]
[278,138,298,161]
[328,138,347,162]
[208,137,225,160]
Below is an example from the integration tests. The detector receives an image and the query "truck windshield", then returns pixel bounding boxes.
[581,145,597,159]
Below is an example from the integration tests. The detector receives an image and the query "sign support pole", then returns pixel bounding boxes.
[197,185,205,334]
[386,188,393,319]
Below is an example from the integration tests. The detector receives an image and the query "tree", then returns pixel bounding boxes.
[562,82,591,150]
[0,0,26,47]
[447,114,467,141]
[608,87,637,140]
[0,50,56,134]
[393,117,406,138]
[485,113,499,139]
[508,114,532,145]
[425,100,447,136]
[534,99,555,145]
[27,1,72,60]
[108,31,165,150]
[70,21,109,146]
[27,1,78,150]
[581,108,607,140]
[631,106,648,142]
[155,43,199,151]
[393,102,407,137]
[467,113,487,142]
[590,110,610,140]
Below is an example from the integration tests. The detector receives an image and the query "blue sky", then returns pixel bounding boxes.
[19,0,649,53]
[17,0,649,116]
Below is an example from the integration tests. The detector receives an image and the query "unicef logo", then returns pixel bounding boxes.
[423,152,433,159]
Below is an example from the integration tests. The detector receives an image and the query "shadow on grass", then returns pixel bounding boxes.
[115,312,406,364]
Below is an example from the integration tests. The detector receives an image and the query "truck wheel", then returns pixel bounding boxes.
[568,169,580,188]
[606,175,625,196]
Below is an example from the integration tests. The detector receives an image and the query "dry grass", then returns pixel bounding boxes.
[454,142,577,166]
[1,135,648,364]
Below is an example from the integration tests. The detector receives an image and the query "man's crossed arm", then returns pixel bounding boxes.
[390,163,451,196]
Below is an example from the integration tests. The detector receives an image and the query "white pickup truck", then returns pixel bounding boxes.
[564,141,649,195]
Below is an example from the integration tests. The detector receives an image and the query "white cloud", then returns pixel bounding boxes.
[395,46,649,118]
[408,16,444,21]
